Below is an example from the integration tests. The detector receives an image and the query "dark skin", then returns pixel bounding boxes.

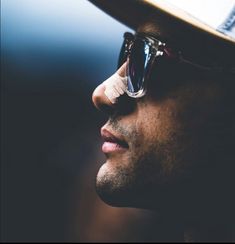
[92,25,235,242]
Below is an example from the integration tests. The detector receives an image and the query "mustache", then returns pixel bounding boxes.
[107,116,134,139]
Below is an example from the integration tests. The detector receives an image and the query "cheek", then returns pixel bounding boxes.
[137,99,180,145]
[135,99,194,178]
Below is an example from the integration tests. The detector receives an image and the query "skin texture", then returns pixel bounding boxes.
[92,26,235,241]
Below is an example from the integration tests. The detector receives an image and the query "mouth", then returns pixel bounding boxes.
[101,127,129,154]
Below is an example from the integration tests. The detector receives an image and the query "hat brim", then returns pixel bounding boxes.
[88,0,235,67]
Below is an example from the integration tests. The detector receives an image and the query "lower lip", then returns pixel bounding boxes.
[102,142,127,153]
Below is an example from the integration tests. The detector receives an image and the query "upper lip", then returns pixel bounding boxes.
[101,127,129,148]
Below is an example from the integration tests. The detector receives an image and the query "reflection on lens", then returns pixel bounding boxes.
[127,39,151,97]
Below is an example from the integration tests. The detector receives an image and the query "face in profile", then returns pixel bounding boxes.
[92,27,233,219]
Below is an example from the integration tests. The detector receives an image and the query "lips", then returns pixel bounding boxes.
[101,128,128,153]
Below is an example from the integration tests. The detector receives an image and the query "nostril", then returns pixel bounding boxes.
[115,93,136,115]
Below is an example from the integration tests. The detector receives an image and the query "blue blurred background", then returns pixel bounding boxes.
[2,0,129,91]
[1,1,163,242]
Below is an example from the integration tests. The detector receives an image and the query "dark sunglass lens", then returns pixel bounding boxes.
[127,39,151,94]
[117,41,128,69]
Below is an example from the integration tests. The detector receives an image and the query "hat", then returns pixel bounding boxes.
[88,0,235,71]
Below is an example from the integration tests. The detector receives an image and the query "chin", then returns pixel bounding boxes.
[95,182,148,208]
[95,164,159,209]
[95,164,126,207]
[95,177,130,207]
[95,163,139,207]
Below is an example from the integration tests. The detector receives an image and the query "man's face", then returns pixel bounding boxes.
[92,29,225,213]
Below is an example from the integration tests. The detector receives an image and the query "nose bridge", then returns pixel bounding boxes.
[92,62,127,112]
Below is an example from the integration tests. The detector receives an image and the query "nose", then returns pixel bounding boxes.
[92,62,127,113]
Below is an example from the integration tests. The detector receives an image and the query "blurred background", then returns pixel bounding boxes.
[1,0,167,242]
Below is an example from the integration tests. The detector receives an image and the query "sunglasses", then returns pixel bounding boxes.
[117,32,227,98]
